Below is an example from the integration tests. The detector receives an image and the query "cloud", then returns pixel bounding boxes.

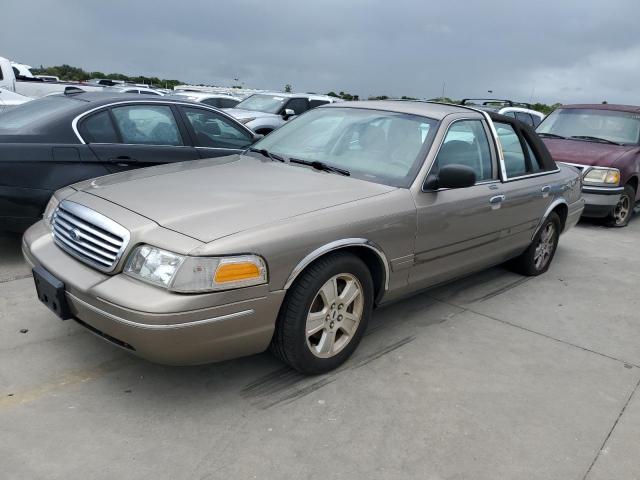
[2,0,640,104]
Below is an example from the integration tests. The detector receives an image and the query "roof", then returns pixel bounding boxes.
[40,92,203,114]
[559,104,640,114]
[170,91,239,99]
[322,100,480,120]
[245,92,338,102]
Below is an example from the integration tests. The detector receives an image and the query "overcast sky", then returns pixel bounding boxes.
[3,0,640,104]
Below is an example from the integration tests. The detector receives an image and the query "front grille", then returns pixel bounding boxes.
[52,201,130,273]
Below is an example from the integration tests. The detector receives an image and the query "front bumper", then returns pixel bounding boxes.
[581,186,623,218]
[23,221,285,365]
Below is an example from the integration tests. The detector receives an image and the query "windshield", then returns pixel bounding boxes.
[236,94,287,114]
[0,95,81,130]
[252,107,438,187]
[537,108,640,145]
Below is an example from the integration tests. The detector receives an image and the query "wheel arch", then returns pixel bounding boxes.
[283,239,390,304]
[626,174,638,194]
[533,198,568,239]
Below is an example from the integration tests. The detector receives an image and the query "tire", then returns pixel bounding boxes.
[510,212,561,276]
[270,252,374,375]
[604,184,635,228]
[255,129,273,136]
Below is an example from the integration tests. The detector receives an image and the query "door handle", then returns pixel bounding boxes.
[541,185,551,197]
[489,195,505,209]
[109,155,138,165]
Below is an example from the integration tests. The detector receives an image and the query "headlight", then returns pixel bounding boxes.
[239,117,256,125]
[124,245,267,292]
[43,195,60,228]
[583,168,620,185]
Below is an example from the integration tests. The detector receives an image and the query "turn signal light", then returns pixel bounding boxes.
[215,262,261,283]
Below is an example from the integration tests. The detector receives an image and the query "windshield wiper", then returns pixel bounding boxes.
[537,132,567,140]
[247,147,285,162]
[569,135,622,146]
[288,158,350,176]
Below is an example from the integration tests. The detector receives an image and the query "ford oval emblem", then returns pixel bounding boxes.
[70,229,82,242]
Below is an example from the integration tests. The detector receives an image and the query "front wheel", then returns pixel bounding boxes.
[509,212,561,276]
[605,185,635,227]
[270,252,373,374]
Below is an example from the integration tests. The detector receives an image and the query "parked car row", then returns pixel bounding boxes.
[461,99,546,128]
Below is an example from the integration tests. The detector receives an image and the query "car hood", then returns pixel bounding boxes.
[224,108,277,120]
[542,138,634,168]
[73,155,395,243]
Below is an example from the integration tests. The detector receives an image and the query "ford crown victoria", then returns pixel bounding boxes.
[23,101,584,374]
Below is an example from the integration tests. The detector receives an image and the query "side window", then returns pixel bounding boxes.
[81,110,119,143]
[515,112,534,127]
[433,120,494,182]
[524,138,543,172]
[111,105,183,146]
[531,115,543,128]
[201,98,222,108]
[309,100,330,109]
[495,122,527,177]
[140,90,160,95]
[219,98,240,108]
[182,107,253,149]
[503,111,516,118]
[284,98,309,115]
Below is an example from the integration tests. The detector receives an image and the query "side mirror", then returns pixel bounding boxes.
[251,133,264,144]
[282,108,295,119]
[424,164,476,190]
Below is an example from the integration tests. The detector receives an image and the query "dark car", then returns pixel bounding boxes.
[537,104,640,227]
[0,92,260,232]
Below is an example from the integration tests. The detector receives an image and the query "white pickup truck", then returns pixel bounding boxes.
[0,87,31,113]
[0,56,103,98]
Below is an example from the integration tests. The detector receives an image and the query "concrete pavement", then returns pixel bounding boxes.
[1,219,639,480]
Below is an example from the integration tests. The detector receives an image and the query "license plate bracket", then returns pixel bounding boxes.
[32,266,72,320]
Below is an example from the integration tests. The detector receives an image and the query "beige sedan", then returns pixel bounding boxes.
[23,101,584,374]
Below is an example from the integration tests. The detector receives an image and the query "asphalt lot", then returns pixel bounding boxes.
[1,219,639,480]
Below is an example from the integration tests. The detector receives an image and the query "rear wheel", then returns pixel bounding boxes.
[270,252,373,374]
[605,184,635,227]
[509,212,561,276]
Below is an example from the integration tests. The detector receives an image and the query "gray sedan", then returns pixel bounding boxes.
[23,101,584,374]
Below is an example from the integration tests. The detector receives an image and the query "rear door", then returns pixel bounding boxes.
[79,103,198,173]
[492,120,555,255]
[177,106,255,158]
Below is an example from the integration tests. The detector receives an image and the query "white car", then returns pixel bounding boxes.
[0,87,32,113]
[166,91,241,109]
[107,86,164,96]
[225,92,342,134]
[460,99,545,127]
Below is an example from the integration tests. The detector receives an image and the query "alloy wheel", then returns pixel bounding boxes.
[305,273,363,358]
[613,195,631,226]
[534,222,556,271]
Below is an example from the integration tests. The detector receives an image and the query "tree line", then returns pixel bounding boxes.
[31,64,182,89]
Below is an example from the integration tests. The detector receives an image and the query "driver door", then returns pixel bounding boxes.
[410,118,507,288]
[178,106,255,158]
